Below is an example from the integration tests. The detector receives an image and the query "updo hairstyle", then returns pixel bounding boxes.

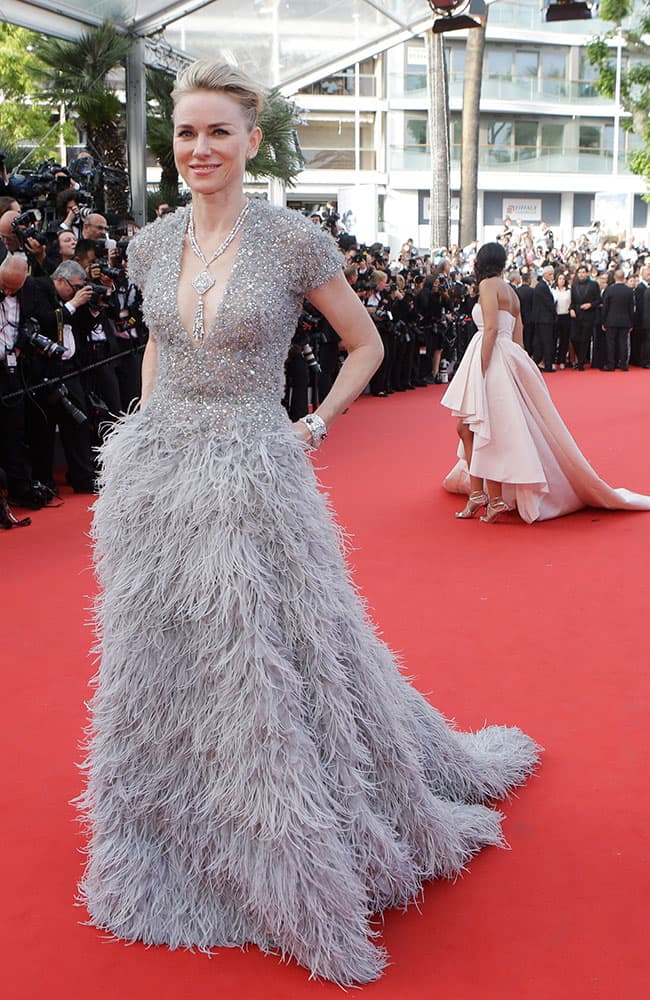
[474,242,507,285]
[172,60,264,132]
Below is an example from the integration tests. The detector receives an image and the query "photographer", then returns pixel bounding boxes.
[0,209,49,277]
[23,260,96,493]
[284,307,322,421]
[0,255,49,508]
[56,189,87,240]
[366,270,395,397]
[113,239,145,409]
[73,239,122,424]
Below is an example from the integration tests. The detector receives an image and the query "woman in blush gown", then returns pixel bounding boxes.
[441,243,650,523]
[77,65,540,987]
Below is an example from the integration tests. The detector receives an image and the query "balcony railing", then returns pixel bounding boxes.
[299,73,376,97]
[390,144,629,174]
[392,72,602,103]
[300,148,377,170]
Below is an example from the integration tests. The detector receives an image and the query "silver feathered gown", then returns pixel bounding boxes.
[78,199,540,986]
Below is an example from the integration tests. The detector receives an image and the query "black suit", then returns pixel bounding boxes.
[602,282,635,369]
[0,287,34,497]
[570,278,601,367]
[531,279,556,370]
[515,284,535,356]
[21,276,95,491]
[633,281,650,366]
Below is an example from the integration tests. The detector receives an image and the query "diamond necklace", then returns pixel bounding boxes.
[187,199,250,342]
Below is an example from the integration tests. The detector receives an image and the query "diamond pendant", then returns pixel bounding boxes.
[192,270,215,295]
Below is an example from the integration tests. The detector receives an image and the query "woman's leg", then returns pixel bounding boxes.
[456,421,484,494]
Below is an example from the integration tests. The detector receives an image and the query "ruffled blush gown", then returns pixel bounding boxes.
[78,201,540,986]
[441,304,650,523]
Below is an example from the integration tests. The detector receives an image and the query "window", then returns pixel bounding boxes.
[541,123,564,152]
[450,116,462,160]
[487,120,513,163]
[579,52,600,98]
[541,50,567,97]
[487,48,512,79]
[579,125,602,151]
[514,121,537,160]
[515,51,538,79]
[405,116,428,151]
[405,44,427,93]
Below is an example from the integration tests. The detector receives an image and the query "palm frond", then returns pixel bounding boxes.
[247,90,305,186]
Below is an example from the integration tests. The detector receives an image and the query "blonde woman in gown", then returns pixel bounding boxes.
[441,242,650,523]
[78,67,540,986]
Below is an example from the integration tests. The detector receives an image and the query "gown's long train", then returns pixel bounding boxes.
[441,306,650,522]
[78,202,540,985]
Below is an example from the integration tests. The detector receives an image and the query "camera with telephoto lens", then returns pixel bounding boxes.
[85,282,109,309]
[41,379,87,424]
[16,316,65,360]
[301,342,321,374]
[92,239,108,259]
[99,264,123,282]
[11,210,47,248]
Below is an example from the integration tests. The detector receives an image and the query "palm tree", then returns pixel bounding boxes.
[426,29,450,249]
[35,20,130,214]
[247,89,304,186]
[146,67,179,206]
[459,17,488,247]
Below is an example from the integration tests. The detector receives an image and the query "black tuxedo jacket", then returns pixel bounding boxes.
[635,281,650,329]
[531,279,555,325]
[570,278,600,316]
[515,284,534,325]
[602,282,635,329]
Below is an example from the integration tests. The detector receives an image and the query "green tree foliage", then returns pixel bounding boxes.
[146,67,179,208]
[35,20,131,212]
[587,0,650,188]
[0,23,76,167]
[247,89,304,186]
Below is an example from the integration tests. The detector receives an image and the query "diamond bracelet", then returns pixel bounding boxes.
[299,413,328,449]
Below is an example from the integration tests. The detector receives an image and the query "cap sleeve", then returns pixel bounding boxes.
[126,219,161,289]
[289,216,344,296]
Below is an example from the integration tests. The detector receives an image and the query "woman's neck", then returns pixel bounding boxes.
[190,190,247,242]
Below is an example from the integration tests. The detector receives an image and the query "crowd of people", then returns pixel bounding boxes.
[3,183,650,528]
[0,182,145,526]
[290,212,650,413]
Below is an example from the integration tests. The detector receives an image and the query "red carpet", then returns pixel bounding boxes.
[3,369,650,999]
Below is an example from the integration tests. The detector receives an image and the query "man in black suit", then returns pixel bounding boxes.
[513,269,535,356]
[0,255,40,505]
[601,268,635,370]
[570,265,601,370]
[635,265,650,368]
[23,259,97,492]
[532,266,556,372]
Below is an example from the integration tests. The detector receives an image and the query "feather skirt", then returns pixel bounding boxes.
[77,407,540,985]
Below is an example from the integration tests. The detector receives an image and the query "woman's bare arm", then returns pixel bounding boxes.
[302,271,384,431]
[479,278,500,375]
[513,313,524,349]
[139,334,158,408]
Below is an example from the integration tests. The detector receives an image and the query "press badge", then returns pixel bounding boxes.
[6,351,17,371]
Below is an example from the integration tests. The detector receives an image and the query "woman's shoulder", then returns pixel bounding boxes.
[252,199,328,242]
[127,208,186,285]
[129,208,186,254]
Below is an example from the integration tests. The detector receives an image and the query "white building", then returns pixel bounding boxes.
[280,0,647,254]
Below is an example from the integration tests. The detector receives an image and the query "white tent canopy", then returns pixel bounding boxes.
[4,0,436,222]
[3,0,435,91]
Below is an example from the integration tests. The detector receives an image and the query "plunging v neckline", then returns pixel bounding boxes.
[174,201,250,348]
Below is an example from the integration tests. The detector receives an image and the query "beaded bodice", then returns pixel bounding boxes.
[127,199,342,430]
